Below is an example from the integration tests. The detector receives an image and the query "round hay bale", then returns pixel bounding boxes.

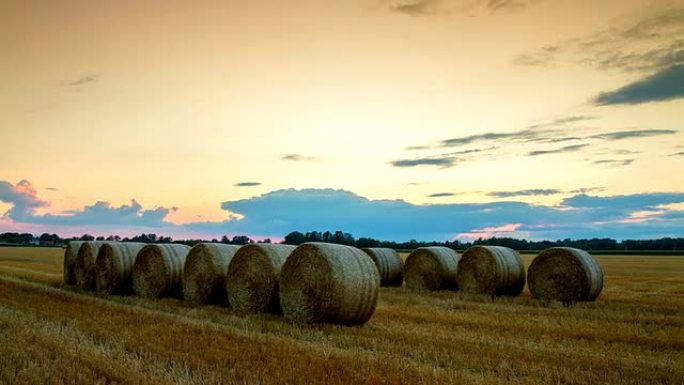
[456,246,525,296]
[182,243,240,305]
[95,242,146,295]
[74,241,105,290]
[225,243,296,314]
[132,243,191,298]
[527,247,604,303]
[404,247,460,292]
[362,248,403,287]
[63,241,84,286]
[279,242,380,325]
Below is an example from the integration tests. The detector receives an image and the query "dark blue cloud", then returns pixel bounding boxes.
[235,182,261,187]
[389,157,456,168]
[31,200,171,227]
[3,179,684,241]
[488,189,562,198]
[185,188,684,241]
[595,65,684,105]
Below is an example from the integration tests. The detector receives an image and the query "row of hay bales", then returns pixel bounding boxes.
[63,241,603,326]
[64,241,380,325]
[403,245,603,303]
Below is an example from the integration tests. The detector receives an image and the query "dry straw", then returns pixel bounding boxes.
[74,241,105,290]
[279,242,380,325]
[404,247,460,291]
[527,247,604,303]
[95,242,146,295]
[63,241,84,286]
[362,248,404,287]
[132,243,191,298]
[182,243,240,305]
[225,243,296,314]
[456,246,525,296]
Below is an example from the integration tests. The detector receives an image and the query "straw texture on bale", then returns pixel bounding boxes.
[456,246,525,296]
[404,247,460,291]
[74,241,105,290]
[527,247,604,303]
[225,243,296,314]
[362,248,404,287]
[132,244,191,298]
[182,243,240,305]
[95,242,146,295]
[63,241,84,285]
[279,243,380,325]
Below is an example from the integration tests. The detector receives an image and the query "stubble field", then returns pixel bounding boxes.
[0,246,683,385]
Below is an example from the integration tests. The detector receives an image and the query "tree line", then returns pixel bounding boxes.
[1,231,683,251]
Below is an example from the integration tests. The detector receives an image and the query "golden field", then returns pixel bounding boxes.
[0,246,683,385]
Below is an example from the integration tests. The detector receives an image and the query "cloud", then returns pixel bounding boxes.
[189,188,684,241]
[389,156,457,168]
[457,223,527,240]
[2,181,684,241]
[594,65,684,105]
[388,0,442,15]
[593,159,635,167]
[669,152,684,157]
[590,129,677,140]
[68,74,100,87]
[486,0,540,13]
[488,189,562,198]
[235,182,261,187]
[427,192,455,197]
[282,154,318,162]
[45,187,58,191]
[0,180,49,221]
[528,144,588,156]
[385,0,542,16]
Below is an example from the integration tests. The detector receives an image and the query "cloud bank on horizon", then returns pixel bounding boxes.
[1,179,683,241]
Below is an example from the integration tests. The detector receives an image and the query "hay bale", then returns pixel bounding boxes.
[182,243,240,305]
[527,247,604,303]
[63,241,84,285]
[362,248,403,287]
[225,244,296,314]
[279,242,379,325]
[404,247,460,291]
[74,241,105,290]
[132,243,191,298]
[95,242,146,295]
[456,246,525,296]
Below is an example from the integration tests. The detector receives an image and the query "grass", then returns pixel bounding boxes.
[0,247,683,384]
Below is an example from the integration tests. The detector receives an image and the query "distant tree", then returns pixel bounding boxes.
[262,238,272,244]
[231,235,253,245]
[283,231,305,245]
[79,234,95,241]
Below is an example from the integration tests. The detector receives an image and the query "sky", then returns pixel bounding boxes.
[1,0,683,241]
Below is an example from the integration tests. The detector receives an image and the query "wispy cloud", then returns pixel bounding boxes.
[427,192,455,197]
[488,189,562,198]
[68,74,100,87]
[385,0,542,16]
[593,159,635,167]
[388,0,442,15]
[234,182,261,187]
[528,144,588,156]
[45,187,58,191]
[669,152,684,157]
[590,129,677,140]
[282,154,319,162]
[514,8,684,72]
[390,156,457,168]
[594,65,684,105]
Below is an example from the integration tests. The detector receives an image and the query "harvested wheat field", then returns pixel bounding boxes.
[0,246,683,385]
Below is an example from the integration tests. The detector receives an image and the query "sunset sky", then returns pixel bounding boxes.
[1,0,683,241]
